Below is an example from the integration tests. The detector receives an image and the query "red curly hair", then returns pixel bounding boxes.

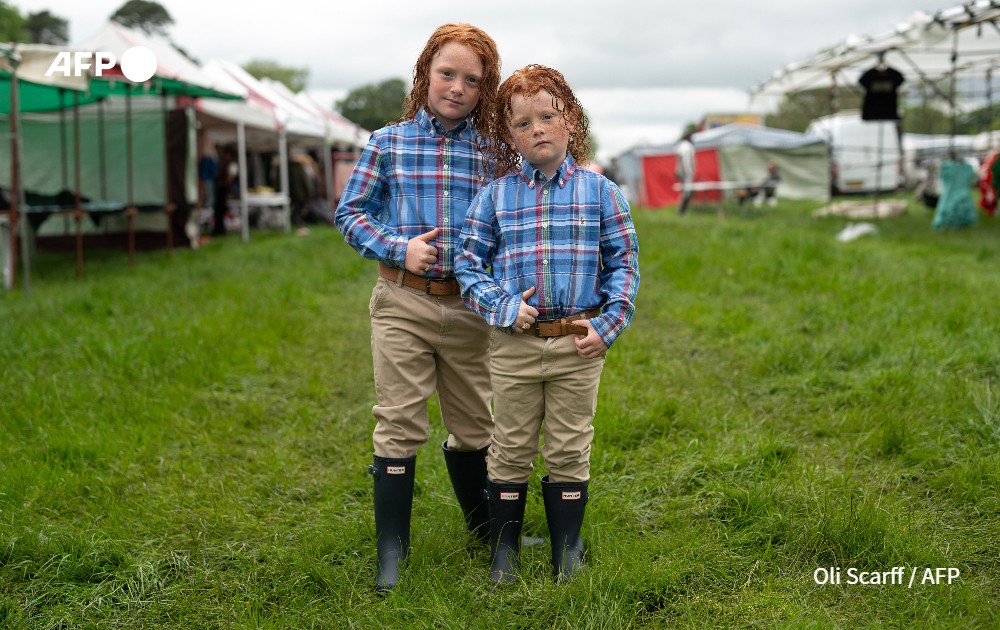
[485,64,593,177]
[401,23,500,130]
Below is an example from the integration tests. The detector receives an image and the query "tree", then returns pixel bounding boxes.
[0,1,25,42]
[764,88,862,132]
[901,103,952,135]
[243,59,309,93]
[110,0,173,36]
[956,104,1000,134]
[336,78,408,132]
[25,10,68,45]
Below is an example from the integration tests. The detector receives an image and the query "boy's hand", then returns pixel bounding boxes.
[405,228,440,276]
[574,320,608,359]
[515,287,539,333]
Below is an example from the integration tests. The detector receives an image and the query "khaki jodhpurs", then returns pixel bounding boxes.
[369,277,493,458]
[487,328,605,483]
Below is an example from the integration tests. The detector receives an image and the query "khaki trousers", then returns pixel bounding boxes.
[488,329,605,483]
[369,277,493,458]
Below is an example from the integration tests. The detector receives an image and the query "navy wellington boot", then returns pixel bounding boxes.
[486,479,528,584]
[541,476,588,582]
[369,454,416,593]
[441,441,490,544]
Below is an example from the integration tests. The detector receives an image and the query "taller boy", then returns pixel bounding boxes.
[334,24,501,593]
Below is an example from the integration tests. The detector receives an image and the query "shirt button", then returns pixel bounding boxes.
[542,259,548,265]
[444,190,450,197]
[543,189,549,195]
[541,222,548,229]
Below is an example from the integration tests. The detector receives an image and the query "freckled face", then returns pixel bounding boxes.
[425,42,483,130]
[507,89,572,179]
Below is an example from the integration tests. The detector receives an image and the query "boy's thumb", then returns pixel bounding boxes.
[521,286,536,300]
[418,228,440,241]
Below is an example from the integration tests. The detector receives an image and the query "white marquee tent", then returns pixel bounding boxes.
[749,0,1000,123]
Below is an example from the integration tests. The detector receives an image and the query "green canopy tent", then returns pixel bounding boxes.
[1,43,92,292]
[1,37,241,293]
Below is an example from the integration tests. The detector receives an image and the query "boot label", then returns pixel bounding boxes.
[562,491,582,500]
[386,466,407,475]
[499,492,521,501]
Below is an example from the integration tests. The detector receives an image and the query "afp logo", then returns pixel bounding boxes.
[45,46,157,83]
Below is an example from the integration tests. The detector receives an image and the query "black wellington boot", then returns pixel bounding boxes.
[369,454,416,593]
[486,479,528,584]
[541,476,588,582]
[441,440,490,544]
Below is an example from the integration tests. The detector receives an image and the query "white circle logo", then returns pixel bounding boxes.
[120,46,157,83]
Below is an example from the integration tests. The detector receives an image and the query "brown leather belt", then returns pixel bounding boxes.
[526,308,602,337]
[379,262,460,296]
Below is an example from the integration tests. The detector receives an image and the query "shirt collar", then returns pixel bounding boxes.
[520,153,577,188]
[416,107,472,137]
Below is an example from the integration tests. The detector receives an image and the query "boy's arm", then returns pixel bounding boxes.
[591,180,640,349]
[456,190,521,327]
[334,137,408,265]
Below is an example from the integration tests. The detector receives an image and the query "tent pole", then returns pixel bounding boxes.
[59,89,69,235]
[126,83,136,266]
[237,120,249,242]
[10,61,29,295]
[162,90,174,259]
[59,89,67,191]
[987,68,995,149]
[949,29,958,152]
[872,121,883,218]
[323,138,334,217]
[74,91,83,278]
[279,129,290,233]
[98,99,107,200]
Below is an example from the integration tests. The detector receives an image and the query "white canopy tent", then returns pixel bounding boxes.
[200,59,332,238]
[749,0,1000,139]
[294,91,369,208]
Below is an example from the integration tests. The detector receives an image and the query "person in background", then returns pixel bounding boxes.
[334,23,502,593]
[198,147,218,216]
[456,64,639,585]
[675,130,696,214]
[212,146,238,236]
[738,161,782,209]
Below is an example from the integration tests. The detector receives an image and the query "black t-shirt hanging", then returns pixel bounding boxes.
[859,65,905,120]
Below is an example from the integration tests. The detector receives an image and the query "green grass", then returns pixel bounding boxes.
[2,198,999,628]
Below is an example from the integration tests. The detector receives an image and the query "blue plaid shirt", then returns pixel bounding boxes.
[457,154,639,348]
[335,108,487,277]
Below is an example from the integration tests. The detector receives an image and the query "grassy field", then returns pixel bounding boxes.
[1,198,998,628]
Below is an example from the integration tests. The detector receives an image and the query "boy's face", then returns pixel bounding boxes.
[426,42,483,131]
[507,89,572,179]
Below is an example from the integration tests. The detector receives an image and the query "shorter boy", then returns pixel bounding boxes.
[456,65,639,583]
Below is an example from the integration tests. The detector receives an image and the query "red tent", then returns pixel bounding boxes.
[641,149,721,207]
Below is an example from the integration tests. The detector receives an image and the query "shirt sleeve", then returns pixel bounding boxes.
[591,180,640,348]
[334,134,408,265]
[456,187,521,327]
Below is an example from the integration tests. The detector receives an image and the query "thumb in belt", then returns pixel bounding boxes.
[572,318,608,359]
[516,286,539,333]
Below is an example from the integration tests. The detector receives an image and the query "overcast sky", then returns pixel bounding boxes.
[16,0,942,161]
